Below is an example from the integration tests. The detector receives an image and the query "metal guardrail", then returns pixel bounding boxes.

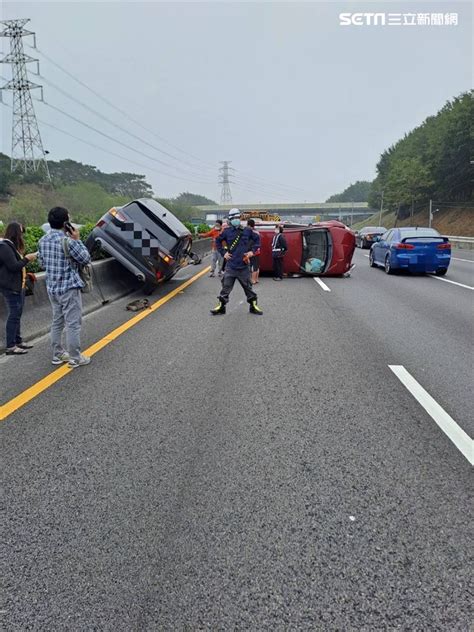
[444,235,474,249]
[444,235,474,242]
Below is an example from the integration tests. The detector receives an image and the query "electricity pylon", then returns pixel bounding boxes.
[0,18,50,179]
[219,161,233,204]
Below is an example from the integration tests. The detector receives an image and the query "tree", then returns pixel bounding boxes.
[368,91,473,211]
[326,180,372,203]
[174,192,216,206]
[384,158,434,218]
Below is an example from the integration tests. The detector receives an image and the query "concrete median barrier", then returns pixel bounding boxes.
[191,237,212,258]
[0,239,212,349]
[0,259,139,349]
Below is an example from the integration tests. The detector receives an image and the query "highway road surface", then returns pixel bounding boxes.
[1,248,472,630]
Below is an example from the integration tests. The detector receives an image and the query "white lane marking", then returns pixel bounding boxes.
[389,365,473,465]
[313,277,331,292]
[452,257,474,263]
[430,276,474,291]
[363,254,370,258]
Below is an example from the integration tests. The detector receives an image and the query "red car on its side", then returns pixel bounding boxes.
[253,220,356,276]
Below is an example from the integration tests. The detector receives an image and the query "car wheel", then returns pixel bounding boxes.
[142,281,156,295]
[384,254,394,275]
[369,250,376,267]
[435,268,447,276]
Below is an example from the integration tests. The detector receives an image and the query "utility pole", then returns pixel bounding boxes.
[350,200,354,227]
[378,190,384,225]
[428,199,432,227]
[0,18,50,180]
[219,161,233,205]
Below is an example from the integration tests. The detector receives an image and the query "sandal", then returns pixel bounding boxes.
[6,346,28,355]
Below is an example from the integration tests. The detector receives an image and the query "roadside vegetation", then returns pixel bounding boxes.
[353,206,474,236]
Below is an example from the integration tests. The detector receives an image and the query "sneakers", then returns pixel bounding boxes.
[52,351,70,365]
[249,301,263,315]
[68,355,91,369]
[210,301,226,315]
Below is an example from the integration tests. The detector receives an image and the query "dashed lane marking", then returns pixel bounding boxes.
[389,365,473,465]
[0,266,211,422]
[313,277,331,292]
[430,276,474,291]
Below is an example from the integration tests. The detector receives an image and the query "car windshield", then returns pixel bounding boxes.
[362,227,385,233]
[400,228,441,239]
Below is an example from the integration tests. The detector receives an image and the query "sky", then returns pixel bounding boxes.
[1,1,471,204]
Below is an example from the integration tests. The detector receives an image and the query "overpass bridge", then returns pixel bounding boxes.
[194,202,374,223]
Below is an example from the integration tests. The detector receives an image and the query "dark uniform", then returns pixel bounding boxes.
[212,226,262,314]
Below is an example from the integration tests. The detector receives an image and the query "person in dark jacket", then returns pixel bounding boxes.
[272,224,288,281]
[210,208,263,315]
[247,218,261,285]
[0,222,37,355]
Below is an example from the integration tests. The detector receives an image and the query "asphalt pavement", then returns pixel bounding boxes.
[1,250,472,630]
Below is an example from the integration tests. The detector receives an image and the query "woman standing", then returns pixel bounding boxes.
[272,224,288,281]
[0,222,37,355]
[247,219,261,284]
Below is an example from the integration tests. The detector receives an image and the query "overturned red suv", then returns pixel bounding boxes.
[254,220,356,276]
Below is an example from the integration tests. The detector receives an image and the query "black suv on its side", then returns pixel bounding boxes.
[86,198,200,293]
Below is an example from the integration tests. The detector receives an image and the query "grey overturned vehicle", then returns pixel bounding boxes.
[86,198,201,294]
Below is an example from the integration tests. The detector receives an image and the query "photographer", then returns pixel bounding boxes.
[38,207,91,369]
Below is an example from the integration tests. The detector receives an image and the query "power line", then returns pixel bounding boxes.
[28,43,313,198]
[40,100,216,184]
[36,71,219,178]
[28,43,218,171]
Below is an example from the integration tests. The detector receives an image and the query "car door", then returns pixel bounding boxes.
[373,230,391,263]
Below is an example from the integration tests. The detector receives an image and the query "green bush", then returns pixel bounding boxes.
[21,221,104,273]
[183,221,196,234]
[197,223,211,234]
[23,226,45,273]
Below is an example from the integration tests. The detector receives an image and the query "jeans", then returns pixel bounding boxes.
[1,289,25,349]
[210,250,223,275]
[218,267,257,305]
[49,288,83,362]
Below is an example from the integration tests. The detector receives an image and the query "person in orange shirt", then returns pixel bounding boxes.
[199,219,223,277]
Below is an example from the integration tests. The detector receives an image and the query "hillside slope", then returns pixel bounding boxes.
[354,206,474,236]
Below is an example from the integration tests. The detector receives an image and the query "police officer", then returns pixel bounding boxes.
[210,208,263,315]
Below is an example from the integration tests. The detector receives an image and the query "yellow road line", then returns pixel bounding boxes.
[0,266,210,422]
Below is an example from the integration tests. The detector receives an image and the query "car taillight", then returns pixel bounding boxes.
[437,243,451,250]
[109,208,126,222]
[159,251,173,264]
[96,219,106,228]
[394,243,415,250]
[156,270,163,280]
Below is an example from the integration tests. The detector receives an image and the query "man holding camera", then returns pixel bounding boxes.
[38,207,91,368]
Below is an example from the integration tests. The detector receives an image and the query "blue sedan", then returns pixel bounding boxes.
[369,227,451,275]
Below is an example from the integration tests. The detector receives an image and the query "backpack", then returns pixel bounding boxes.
[62,238,93,293]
